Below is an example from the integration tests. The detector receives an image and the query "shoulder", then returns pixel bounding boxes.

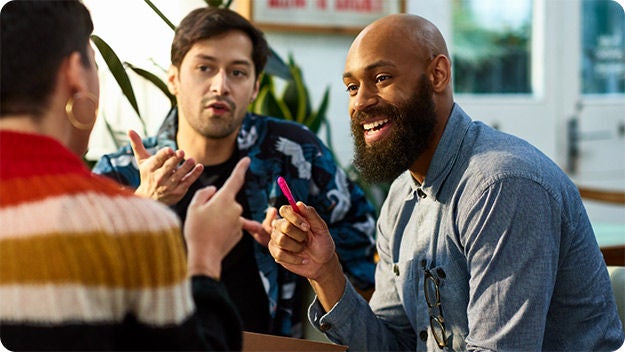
[244,113,320,144]
[456,124,579,209]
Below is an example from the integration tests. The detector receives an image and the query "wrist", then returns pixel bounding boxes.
[187,251,221,280]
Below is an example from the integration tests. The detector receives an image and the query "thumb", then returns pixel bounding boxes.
[298,202,328,235]
[128,129,151,162]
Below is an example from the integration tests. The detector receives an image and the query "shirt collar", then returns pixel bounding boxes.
[419,103,472,201]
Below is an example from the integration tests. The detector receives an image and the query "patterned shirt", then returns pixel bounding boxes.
[93,108,377,336]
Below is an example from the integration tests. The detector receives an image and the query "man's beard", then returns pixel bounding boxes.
[351,75,438,184]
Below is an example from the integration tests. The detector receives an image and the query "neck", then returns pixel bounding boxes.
[0,113,60,138]
[176,128,238,166]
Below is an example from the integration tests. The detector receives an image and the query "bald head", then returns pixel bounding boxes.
[351,14,449,64]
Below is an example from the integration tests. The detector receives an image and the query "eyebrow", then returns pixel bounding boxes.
[343,60,397,79]
[193,54,252,67]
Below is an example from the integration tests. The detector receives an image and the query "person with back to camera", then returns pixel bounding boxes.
[0,1,249,350]
[92,6,378,337]
[267,13,625,351]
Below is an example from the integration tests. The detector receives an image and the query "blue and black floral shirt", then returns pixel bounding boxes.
[92,108,377,337]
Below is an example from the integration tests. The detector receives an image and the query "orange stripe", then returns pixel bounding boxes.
[0,230,187,288]
[0,173,134,207]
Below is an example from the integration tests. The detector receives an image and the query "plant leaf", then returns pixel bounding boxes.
[126,62,176,108]
[91,34,143,121]
[144,0,175,30]
[283,55,310,124]
[265,48,292,80]
[306,86,330,134]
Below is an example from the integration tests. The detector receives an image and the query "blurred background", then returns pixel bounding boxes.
[70,0,625,257]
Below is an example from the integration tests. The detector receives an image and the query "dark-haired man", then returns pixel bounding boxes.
[93,7,377,337]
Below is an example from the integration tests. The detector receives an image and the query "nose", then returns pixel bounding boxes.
[351,85,377,112]
[210,70,230,95]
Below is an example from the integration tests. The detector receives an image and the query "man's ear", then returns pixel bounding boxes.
[167,65,179,95]
[250,76,260,102]
[429,55,451,94]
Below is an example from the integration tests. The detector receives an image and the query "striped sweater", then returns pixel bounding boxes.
[0,131,241,350]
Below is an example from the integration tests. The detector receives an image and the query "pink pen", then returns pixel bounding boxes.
[277,176,301,214]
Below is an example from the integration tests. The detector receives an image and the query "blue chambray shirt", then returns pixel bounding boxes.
[309,104,624,351]
[92,109,377,337]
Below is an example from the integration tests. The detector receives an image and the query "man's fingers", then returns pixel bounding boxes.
[242,218,264,234]
[219,157,250,198]
[273,218,308,243]
[179,163,204,186]
[278,203,310,232]
[268,240,306,265]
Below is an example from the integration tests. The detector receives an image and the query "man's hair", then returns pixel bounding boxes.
[171,7,270,79]
[0,0,94,117]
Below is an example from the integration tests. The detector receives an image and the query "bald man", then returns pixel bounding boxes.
[268,14,625,351]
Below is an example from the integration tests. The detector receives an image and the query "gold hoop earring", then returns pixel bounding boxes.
[65,92,98,130]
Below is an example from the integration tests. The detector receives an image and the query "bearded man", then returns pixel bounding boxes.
[266,13,624,351]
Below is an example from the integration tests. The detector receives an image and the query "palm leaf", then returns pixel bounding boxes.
[125,62,176,108]
[255,84,292,120]
[144,0,175,30]
[91,34,144,131]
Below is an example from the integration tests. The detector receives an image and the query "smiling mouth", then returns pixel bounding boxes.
[363,118,389,133]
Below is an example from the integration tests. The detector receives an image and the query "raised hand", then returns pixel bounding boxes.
[185,157,250,279]
[129,129,204,205]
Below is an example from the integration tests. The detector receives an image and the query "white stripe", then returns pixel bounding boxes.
[0,282,195,326]
[0,192,180,239]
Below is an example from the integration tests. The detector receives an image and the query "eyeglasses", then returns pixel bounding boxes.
[424,267,448,349]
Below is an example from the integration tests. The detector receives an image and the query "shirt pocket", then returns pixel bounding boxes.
[429,258,469,351]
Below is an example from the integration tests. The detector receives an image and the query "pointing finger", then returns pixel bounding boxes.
[218,157,250,199]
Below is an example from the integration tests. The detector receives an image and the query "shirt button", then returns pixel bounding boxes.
[417,189,427,199]
[393,264,400,276]
[419,330,428,341]
[319,322,331,332]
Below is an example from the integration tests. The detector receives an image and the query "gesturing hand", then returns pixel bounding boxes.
[268,202,336,280]
[129,129,203,205]
[185,157,250,279]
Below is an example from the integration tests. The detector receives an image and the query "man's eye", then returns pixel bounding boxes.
[198,65,210,72]
[232,70,248,77]
[345,84,358,95]
[376,74,391,83]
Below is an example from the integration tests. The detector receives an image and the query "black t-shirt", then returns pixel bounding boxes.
[173,152,270,334]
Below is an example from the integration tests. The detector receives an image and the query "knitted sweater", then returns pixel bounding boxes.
[0,131,241,350]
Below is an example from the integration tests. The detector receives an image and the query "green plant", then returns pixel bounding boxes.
[250,54,331,139]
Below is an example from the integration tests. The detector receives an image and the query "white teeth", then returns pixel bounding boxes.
[363,119,389,131]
